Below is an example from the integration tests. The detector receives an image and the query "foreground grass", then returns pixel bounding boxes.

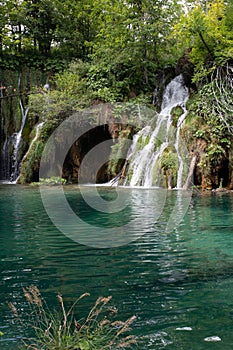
[9,286,137,350]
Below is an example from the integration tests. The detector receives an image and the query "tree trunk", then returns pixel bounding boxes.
[198,31,212,54]
[18,23,22,53]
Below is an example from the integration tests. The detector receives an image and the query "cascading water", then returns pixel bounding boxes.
[0,74,29,183]
[174,104,188,189]
[0,71,50,183]
[123,74,189,188]
[10,98,29,182]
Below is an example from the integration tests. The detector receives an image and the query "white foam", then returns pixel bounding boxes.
[204,336,221,342]
[176,327,192,331]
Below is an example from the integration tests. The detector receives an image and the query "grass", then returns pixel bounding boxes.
[9,286,137,350]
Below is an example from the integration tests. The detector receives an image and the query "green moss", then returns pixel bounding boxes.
[127,168,134,183]
[152,161,160,186]
[160,147,178,172]
[22,119,32,141]
[19,139,44,183]
[154,138,162,151]
[107,128,133,177]
[171,106,183,127]
[135,133,150,152]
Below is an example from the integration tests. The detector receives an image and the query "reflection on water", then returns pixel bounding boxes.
[0,185,233,349]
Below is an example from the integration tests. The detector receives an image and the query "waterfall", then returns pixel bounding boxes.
[123,75,189,188]
[10,97,29,182]
[0,70,49,183]
[174,106,188,188]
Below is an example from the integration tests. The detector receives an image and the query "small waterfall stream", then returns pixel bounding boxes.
[174,106,188,188]
[10,98,29,182]
[0,96,28,183]
[0,69,47,183]
[123,75,189,188]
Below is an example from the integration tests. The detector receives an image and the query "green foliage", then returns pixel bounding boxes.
[28,61,94,122]
[0,0,182,95]
[33,177,67,185]
[135,133,150,152]
[111,103,154,127]
[10,286,137,350]
[90,0,182,93]
[160,147,178,173]
[0,0,94,71]
[182,77,233,182]
[171,106,184,127]
[19,139,44,184]
[173,0,233,80]
[159,147,178,188]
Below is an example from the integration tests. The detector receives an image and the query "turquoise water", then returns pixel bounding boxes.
[1,185,233,349]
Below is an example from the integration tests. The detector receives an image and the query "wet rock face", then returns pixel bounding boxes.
[62,124,114,183]
[175,50,195,90]
[192,139,231,190]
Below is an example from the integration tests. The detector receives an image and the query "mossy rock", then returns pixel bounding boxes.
[171,106,184,128]
[160,146,178,173]
[135,133,150,152]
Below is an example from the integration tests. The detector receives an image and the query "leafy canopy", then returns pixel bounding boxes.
[173,0,233,75]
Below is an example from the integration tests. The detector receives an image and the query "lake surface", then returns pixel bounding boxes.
[1,185,233,349]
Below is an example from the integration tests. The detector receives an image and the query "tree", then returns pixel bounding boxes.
[174,0,233,75]
[20,0,60,55]
[89,0,182,95]
[0,0,24,53]
[53,0,97,60]
[0,1,10,52]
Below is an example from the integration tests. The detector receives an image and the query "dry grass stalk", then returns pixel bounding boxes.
[66,292,90,318]
[28,286,42,307]
[23,288,33,304]
[44,321,52,336]
[108,306,118,315]
[86,295,112,322]
[100,319,111,327]
[116,316,137,337]
[8,302,18,318]
[117,335,138,348]
[111,320,126,327]
[57,293,67,331]
[23,286,42,307]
